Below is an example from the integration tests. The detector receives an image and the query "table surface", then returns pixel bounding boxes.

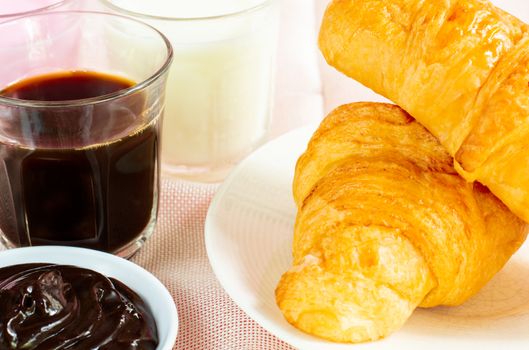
[2,0,529,349]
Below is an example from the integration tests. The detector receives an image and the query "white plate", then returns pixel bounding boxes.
[0,246,179,350]
[205,125,529,350]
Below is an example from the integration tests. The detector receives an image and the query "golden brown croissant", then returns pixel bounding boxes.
[319,0,529,223]
[275,103,527,343]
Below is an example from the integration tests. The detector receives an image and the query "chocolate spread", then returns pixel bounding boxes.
[0,263,158,349]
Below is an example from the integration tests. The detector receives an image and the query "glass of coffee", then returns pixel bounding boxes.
[0,12,173,257]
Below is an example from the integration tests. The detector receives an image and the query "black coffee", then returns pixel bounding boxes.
[0,71,159,252]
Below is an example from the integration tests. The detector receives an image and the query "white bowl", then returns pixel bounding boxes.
[0,246,178,350]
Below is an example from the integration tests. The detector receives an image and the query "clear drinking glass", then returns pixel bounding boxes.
[102,0,280,182]
[0,0,75,21]
[0,11,173,258]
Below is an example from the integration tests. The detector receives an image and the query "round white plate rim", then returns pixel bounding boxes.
[0,246,179,350]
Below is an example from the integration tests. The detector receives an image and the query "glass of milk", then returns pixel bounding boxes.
[102,0,280,182]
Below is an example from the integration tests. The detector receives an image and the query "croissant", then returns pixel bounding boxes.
[319,0,529,223]
[275,103,527,343]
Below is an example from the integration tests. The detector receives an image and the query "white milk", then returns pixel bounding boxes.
[105,0,279,182]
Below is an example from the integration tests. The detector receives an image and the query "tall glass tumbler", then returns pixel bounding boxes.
[0,12,173,258]
[103,0,280,182]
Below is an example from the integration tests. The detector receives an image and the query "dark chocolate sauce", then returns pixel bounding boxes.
[0,263,158,349]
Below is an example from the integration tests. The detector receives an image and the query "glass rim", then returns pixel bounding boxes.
[0,10,174,109]
[0,0,71,18]
[101,0,277,22]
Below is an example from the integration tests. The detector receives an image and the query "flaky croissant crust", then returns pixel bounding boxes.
[319,0,529,223]
[276,103,527,343]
